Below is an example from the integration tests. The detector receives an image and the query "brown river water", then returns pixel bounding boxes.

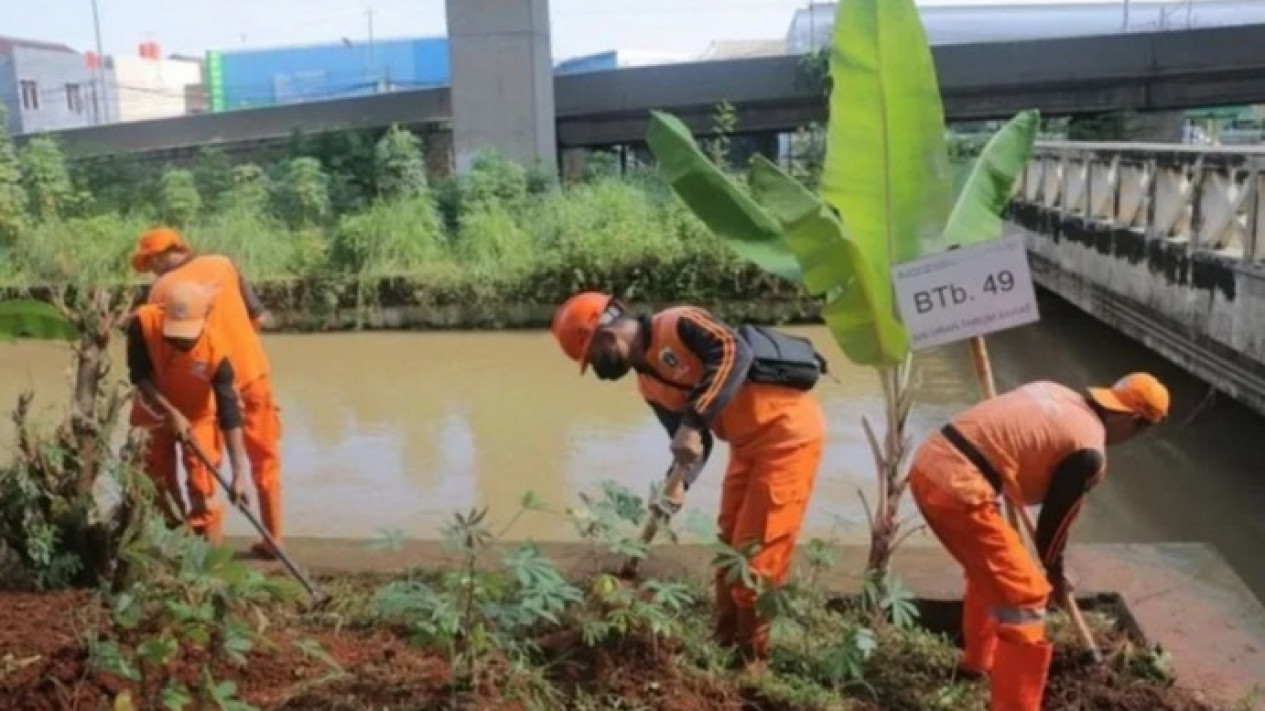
[4,293,1265,597]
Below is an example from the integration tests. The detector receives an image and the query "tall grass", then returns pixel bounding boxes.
[0,130,797,311]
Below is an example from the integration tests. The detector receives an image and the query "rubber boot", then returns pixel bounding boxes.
[713,576,739,647]
[735,606,770,675]
[249,487,282,560]
[961,586,997,677]
[990,639,1053,711]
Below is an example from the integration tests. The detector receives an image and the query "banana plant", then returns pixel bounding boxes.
[0,298,77,342]
[646,0,1040,577]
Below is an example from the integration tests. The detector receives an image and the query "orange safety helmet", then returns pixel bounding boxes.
[552,291,614,373]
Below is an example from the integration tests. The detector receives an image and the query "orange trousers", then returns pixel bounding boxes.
[909,462,1054,711]
[239,376,284,547]
[134,410,226,543]
[712,386,826,659]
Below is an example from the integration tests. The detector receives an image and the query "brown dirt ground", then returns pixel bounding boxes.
[0,589,1225,711]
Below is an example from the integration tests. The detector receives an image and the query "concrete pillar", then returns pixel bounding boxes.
[446,0,557,175]
[1123,111,1185,143]
[424,130,455,179]
[561,147,588,183]
[1068,110,1185,143]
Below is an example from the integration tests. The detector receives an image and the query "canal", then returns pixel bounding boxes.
[3,291,1264,599]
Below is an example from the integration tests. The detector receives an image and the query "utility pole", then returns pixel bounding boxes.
[367,7,378,92]
[1121,0,1131,32]
[90,0,106,124]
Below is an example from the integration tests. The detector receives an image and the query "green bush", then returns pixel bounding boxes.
[158,169,202,228]
[0,123,808,317]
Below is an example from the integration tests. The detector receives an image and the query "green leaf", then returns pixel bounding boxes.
[369,527,406,552]
[943,110,1041,248]
[644,111,801,282]
[748,156,908,365]
[161,682,192,711]
[853,626,879,658]
[821,0,953,274]
[137,636,179,666]
[520,490,548,512]
[0,299,76,343]
[295,638,345,674]
[90,640,141,682]
[222,619,254,666]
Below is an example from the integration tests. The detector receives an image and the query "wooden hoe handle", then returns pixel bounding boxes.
[184,436,327,606]
[620,461,690,578]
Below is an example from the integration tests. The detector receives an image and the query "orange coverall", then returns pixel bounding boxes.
[127,304,244,543]
[908,381,1107,711]
[141,255,284,549]
[636,306,826,660]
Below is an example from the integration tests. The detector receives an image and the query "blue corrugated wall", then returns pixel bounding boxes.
[218,37,450,111]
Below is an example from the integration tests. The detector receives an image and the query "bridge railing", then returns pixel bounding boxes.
[1015,141,1265,264]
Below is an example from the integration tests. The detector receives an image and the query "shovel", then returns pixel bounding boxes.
[619,460,690,580]
[183,435,329,608]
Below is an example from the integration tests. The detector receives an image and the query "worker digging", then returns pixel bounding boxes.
[125,280,252,545]
[130,227,286,559]
[551,291,830,672]
[906,374,1170,711]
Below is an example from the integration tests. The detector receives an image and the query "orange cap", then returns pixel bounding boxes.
[158,280,217,340]
[131,227,186,273]
[551,291,614,374]
[1088,372,1170,424]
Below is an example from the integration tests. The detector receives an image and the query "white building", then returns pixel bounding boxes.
[107,43,203,123]
[786,0,1265,52]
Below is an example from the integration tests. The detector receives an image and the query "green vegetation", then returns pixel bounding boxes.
[0,118,809,328]
[3,464,1202,710]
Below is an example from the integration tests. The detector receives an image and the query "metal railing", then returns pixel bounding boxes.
[1015,141,1265,264]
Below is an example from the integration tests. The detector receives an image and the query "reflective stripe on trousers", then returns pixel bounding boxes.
[993,605,1046,626]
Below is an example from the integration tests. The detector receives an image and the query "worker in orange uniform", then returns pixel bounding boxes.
[130,227,284,559]
[551,292,829,669]
[126,280,252,545]
[908,374,1169,711]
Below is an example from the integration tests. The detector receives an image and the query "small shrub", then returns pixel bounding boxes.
[20,137,75,221]
[0,107,28,246]
[158,169,202,228]
[464,150,529,214]
[274,157,331,229]
[373,492,578,691]
[373,125,428,200]
[88,516,320,710]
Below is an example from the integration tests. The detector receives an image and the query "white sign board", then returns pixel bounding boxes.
[892,234,1040,351]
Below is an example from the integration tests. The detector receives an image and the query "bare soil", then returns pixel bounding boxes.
[0,588,1221,711]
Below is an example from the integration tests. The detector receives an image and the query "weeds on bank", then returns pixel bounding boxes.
[359,481,978,710]
[86,504,342,711]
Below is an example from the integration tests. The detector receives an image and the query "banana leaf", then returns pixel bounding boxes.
[0,299,77,342]
[943,110,1041,247]
[645,111,802,282]
[748,156,908,364]
[820,0,952,270]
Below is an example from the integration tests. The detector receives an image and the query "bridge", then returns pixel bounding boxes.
[30,22,1265,165]
[1008,140,1265,417]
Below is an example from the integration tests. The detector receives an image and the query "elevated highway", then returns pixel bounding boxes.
[29,23,1265,162]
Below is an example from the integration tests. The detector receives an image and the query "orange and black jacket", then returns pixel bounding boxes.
[126,318,243,431]
[635,310,753,470]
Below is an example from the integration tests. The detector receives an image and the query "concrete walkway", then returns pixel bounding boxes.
[232,538,1265,706]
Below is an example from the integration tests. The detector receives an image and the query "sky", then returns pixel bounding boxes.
[0,0,1145,62]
